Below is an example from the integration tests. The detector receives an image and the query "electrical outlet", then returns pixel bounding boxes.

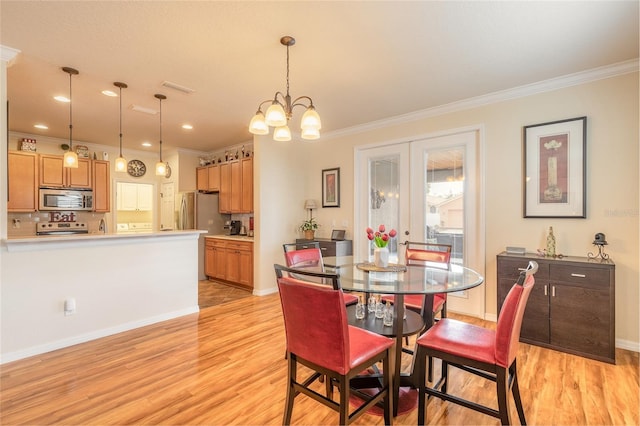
[64,298,76,316]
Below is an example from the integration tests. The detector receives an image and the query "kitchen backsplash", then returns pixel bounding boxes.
[7,212,109,237]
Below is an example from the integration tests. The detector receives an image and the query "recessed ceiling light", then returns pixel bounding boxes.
[102,90,118,97]
[34,124,48,130]
[142,142,152,147]
[54,95,70,103]
[182,124,193,130]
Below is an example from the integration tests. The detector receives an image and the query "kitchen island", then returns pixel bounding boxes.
[1,230,206,363]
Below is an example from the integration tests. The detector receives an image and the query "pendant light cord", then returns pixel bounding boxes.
[68,71,73,150]
[159,97,163,162]
[119,85,123,156]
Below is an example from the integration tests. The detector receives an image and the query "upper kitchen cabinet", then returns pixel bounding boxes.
[92,160,110,212]
[8,151,38,212]
[40,154,91,189]
[218,158,253,214]
[116,182,153,211]
[196,164,220,192]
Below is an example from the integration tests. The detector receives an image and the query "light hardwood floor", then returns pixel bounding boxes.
[1,288,638,425]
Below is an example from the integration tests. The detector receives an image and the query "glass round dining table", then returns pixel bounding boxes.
[324,256,484,416]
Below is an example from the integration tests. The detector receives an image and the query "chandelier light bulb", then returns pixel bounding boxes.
[273,125,292,141]
[249,111,269,135]
[265,102,287,127]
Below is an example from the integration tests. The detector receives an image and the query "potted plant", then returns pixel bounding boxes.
[299,217,319,240]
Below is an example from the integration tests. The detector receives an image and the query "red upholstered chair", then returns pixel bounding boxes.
[274,264,394,425]
[415,261,538,426]
[283,246,358,306]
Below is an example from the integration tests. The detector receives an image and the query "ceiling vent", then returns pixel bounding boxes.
[161,81,195,94]
[130,104,157,115]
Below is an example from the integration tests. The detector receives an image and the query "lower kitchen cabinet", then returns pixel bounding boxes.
[205,237,253,290]
[497,252,615,364]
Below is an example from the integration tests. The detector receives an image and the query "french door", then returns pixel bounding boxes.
[355,129,485,318]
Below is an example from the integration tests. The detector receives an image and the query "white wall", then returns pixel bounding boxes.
[255,71,639,350]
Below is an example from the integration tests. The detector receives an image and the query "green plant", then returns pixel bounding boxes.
[299,217,319,231]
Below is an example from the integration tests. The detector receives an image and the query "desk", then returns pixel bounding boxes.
[325,256,484,416]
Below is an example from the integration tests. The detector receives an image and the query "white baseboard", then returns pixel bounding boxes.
[0,306,200,364]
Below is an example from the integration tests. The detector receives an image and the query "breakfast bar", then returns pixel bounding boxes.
[1,230,205,363]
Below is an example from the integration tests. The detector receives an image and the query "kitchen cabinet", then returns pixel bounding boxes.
[196,164,220,192]
[196,167,208,192]
[497,252,615,364]
[205,237,253,290]
[8,151,38,212]
[241,157,253,213]
[39,154,91,189]
[218,158,253,214]
[208,164,220,192]
[92,160,110,212]
[116,182,153,211]
[295,238,353,257]
[219,163,231,213]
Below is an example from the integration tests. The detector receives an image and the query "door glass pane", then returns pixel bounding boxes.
[369,155,400,263]
[425,148,464,265]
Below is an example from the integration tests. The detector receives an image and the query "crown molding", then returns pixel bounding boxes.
[1,45,21,65]
[325,59,639,140]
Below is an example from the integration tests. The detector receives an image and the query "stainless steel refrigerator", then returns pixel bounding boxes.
[178,192,230,280]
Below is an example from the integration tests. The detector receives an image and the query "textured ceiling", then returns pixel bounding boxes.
[2,1,638,154]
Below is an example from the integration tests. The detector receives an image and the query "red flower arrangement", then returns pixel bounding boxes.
[366,224,397,248]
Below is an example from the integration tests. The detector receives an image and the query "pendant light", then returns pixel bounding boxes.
[62,67,79,168]
[113,82,128,172]
[155,94,167,176]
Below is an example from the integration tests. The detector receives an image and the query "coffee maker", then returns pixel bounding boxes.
[224,220,242,235]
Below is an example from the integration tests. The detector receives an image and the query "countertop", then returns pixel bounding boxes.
[205,234,254,242]
[3,229,206,251]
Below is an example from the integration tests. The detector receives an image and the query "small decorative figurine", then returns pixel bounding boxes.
[588,233,610,260]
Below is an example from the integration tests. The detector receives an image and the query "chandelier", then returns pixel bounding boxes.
[248,35,321,141]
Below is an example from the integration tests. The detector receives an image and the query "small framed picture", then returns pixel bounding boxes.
[523,116,587,218]
[331,229,346,240]
[322,167,340,208]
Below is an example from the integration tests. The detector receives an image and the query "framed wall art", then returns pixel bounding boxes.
[322,167,340,208]
[523,116,587,218]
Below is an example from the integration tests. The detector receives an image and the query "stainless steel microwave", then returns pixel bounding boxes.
[39,188,94,211]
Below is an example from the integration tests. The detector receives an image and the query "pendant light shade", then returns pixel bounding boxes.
[248,110,269,135]
[114,82,128,172]
[273,125,292,142]
[62,67,79,168]
[155,94,167,176]
[113,81,127,172]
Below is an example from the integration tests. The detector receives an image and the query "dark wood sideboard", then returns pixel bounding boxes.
[497,252,615,364]
[296,238,353,257]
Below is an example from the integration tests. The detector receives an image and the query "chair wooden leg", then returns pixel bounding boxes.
[510,361,527,425]
[416,346,427,426]
[338,376,349,425]
[382,349,393,426]
[427,355,433,382]
[441,360,449,394]
[283,356,296,425]
[496,367,512,426]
